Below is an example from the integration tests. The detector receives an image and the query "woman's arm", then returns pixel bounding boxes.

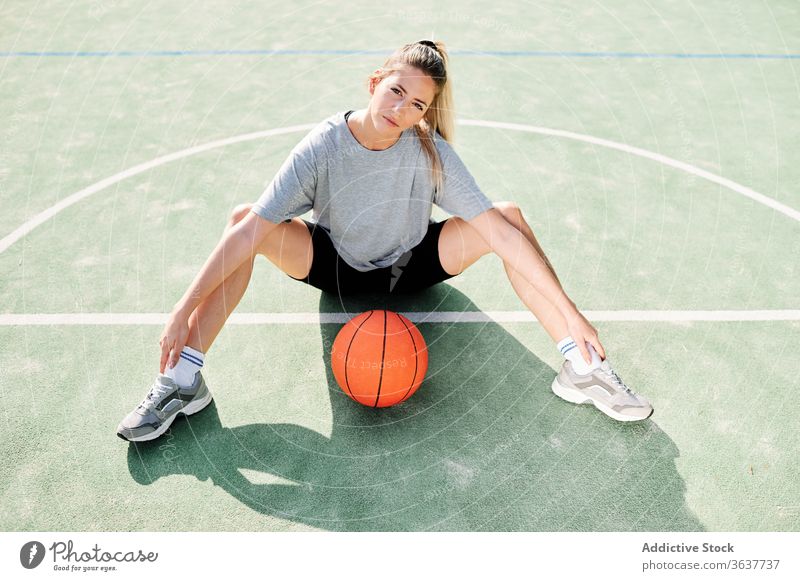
[160,212,279,371]
[467,208,605,363]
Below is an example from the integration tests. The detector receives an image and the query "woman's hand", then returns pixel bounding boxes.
[159,310,191,374]
[565,310,606,364]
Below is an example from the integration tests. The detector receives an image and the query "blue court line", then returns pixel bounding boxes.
[0,48,798,60]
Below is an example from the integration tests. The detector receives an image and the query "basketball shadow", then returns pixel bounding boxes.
[126,284,703,531]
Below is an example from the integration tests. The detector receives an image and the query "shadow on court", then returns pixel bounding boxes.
[125,285,703,532]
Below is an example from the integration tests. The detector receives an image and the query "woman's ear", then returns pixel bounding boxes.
[368,69,383,95]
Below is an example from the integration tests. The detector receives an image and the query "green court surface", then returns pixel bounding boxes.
[1,1,798,531]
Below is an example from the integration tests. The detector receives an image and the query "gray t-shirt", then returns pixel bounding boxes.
[252,110,494,272]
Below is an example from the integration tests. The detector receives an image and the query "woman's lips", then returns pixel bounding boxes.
[383,116,399,127]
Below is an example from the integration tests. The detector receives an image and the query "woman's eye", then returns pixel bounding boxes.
[391,87,423,111]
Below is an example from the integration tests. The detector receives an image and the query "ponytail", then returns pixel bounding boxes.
[369,40,453,194]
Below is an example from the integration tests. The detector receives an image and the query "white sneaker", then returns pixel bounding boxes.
[551,359,653,422]
[116,372,213,442]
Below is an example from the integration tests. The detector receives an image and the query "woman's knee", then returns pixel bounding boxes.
[494,201,529,231]
[229,203,254,226]
[494,201,522,221]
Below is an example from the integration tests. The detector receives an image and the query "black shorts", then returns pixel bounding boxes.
[288,220,457,296]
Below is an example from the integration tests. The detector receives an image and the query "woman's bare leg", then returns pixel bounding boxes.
[184,205,313,353]
[185,258,255,353]
[438,202,569,343]
[495,204,570,343]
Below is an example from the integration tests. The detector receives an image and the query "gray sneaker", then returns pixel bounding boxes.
[551,359,653,422]
[116,372,213,442]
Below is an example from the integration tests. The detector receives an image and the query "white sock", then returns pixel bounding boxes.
[557,335,602,375]
[164,346,205,387]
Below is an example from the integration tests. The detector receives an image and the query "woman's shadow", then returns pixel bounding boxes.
[126,284,703,531]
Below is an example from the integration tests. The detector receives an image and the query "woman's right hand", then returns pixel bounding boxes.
[565,309,606,365]
[159,310,191,374]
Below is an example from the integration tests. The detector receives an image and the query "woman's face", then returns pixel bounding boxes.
[368,64,437,135]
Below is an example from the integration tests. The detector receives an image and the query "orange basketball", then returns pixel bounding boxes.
[331,310,428,408]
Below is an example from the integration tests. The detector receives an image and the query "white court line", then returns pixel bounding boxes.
[0,125,316,255]
[460,120,800,224]
[1,119,798,256]
[1,311,798,326]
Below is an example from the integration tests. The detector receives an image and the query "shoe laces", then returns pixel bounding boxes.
[598,361,634,395]
[138,378,173,411]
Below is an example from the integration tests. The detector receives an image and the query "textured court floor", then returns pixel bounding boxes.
[1,0,798,531]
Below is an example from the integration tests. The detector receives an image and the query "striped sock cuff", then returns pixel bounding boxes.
[557,336,577,356]
[179,347,204,367]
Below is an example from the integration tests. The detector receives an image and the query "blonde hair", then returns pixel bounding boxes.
[367,40,454,194]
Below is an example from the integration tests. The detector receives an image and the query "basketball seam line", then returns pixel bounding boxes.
[398,314,420,404]
[374,311,387,408]
[344,310,374,401]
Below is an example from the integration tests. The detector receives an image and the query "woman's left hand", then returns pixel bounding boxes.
[565,310,606,364]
